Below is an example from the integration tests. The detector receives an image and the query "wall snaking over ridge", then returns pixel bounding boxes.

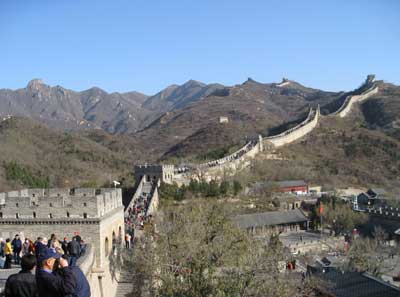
[331,86,379,118]
[264,107,320,148]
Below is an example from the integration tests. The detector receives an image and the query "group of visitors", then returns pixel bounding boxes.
[125,189,154,249]
[1,233,86,270]
[0,235,26,269]
[1,233,90,297]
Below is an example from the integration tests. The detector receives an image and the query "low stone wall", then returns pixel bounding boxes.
[198,141,262,178]
[77,243,122,297]
[264,107,320,148]
[332,86,379,118]
[146,184,159,216]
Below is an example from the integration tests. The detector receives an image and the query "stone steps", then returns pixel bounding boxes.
[115,269,134,297]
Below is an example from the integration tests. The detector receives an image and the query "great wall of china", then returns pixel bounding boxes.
[0,75,383,297]
[187,75,379,177]
[132,75,380,216]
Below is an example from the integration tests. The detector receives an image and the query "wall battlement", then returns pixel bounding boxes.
[134,164,175,184]
[0,188,122,219]
[332,86,379,118]
[264,106,320,148]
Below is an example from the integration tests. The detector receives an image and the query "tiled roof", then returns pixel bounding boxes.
[234,209,308,229]
[315,268,400,297]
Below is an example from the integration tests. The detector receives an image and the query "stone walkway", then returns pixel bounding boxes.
[115,267,135,297]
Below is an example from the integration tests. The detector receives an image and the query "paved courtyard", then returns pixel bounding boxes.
[279,231,322,246]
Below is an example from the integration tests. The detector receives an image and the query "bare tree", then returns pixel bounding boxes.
[128,200,315,297]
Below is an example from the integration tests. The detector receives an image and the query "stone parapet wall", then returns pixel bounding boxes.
[264,107,320,148]
[196,141,262,177]
[0,188,122,219]
[147,184,159,216]
[332,86,379,118]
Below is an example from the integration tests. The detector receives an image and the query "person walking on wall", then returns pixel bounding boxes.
[4,238,13,269]
[11,234,22,265]
[22,238,31,256]
[4,254,38,297]
[67,237,80,267]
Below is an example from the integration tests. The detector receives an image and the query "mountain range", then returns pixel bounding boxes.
[0,76,399,191]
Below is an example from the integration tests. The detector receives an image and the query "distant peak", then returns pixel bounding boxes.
[243,77,260,85]
[27,79,46,90]
[182,79,204,87]
[87,86,107,94]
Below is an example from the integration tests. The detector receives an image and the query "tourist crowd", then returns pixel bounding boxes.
[124,186,154,248]
[1,233,86,269]
[0,233,90,297]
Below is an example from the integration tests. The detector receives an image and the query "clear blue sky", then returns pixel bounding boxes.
[0,0,399,95]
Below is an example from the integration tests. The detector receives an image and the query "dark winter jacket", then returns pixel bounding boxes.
[67,240,80,256]
[71,266,91,297]
[36,267,77,297]
[11,238,22,252]
[4,270,38,297]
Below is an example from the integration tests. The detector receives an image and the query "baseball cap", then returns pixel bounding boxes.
[39,247,61,262]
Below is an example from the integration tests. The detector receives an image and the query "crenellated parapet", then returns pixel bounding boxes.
[0,188,122,219]
[264,106,320,148]
[331,85,379,118]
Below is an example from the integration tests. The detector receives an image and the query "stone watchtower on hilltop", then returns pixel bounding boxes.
[134,164,175,184]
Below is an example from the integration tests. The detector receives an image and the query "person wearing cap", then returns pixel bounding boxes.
[4,254,38,297]
[36,247,77,297]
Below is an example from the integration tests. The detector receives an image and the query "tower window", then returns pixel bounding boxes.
[83,202,87,207]
[83,213,87,219]
[16,203,19,207]
[16,213,19,219]
[33,212,36,218]
[49,213,53,218]
[67,212,70,218]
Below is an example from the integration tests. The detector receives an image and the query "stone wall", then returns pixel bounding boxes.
[0,188,122,220]
[332,86,379,118]
[195,135,264,176]
[0,187,125,297]
[175,76,382,180]
[147,185,159,216]
[134,164,175,184]
[264,107,320,148]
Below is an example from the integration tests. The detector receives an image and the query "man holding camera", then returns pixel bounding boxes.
[36,248,77,297]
